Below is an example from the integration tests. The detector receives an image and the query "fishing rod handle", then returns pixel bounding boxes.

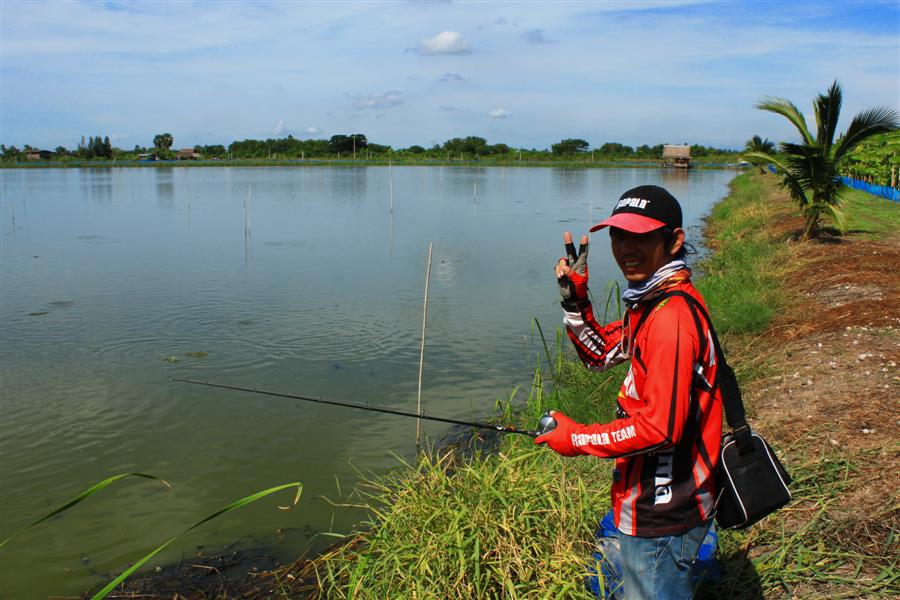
[536,411,557,437]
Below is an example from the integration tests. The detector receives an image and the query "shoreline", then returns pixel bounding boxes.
[0,158,748,171]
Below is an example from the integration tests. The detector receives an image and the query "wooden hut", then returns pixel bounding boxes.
[175,148,201,160]
[662,145,691,169]
[25,149,55,160]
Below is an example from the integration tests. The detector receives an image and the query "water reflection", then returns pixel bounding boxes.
[328,166,367,203]
[155,167,175,209]
[552,168,588,195]
[82,167,114,206]
[660,168,691,186]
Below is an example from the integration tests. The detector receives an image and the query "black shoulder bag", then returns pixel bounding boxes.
[636,291,792,529]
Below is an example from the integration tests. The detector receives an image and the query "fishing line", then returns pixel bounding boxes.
[170,377,545,437]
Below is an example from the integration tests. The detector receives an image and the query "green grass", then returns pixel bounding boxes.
[318,444,611,599]
[695,174,788,338]
[840,187,900,238]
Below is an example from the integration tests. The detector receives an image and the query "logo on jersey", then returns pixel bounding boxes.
[654,451,674,505]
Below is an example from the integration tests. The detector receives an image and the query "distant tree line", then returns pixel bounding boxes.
[1,131,739,163]
[78,135,114,159]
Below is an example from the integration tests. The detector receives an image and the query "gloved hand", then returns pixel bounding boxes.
[556,232,589,310]
[534,410,583,456]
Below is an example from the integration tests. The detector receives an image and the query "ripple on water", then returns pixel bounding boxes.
[267,313,411,363]
[89,300,412,375]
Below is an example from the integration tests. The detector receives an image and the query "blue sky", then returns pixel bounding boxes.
[1,0,897,151]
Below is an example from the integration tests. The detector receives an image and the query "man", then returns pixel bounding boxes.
[535,185,723,600]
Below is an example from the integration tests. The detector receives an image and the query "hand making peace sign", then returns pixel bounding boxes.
[556,231,590,308]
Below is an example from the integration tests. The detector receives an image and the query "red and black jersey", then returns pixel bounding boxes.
[563,277,722,537]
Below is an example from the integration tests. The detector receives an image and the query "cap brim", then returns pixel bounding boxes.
[589,213,667,234]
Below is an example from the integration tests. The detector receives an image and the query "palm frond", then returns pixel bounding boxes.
[744,135,775,154]
[759,152,809,209]
[833,106,900,162]
[814,80,842,152]
[780,144,841,207]
[756,97,814,144]
[742,150,775,164]
[824,202,847,233]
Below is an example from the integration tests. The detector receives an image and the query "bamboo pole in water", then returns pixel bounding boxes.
[389,160,394,213]
[245,185,252,234]
[416,242,433,450]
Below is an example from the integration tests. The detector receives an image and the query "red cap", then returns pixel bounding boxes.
[589,213,667,233]
[589,185,682,234]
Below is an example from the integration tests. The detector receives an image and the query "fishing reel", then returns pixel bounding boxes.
[535,411,558,436]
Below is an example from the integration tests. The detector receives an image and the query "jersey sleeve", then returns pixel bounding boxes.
[563,302,626,371]
[566,298,701,458]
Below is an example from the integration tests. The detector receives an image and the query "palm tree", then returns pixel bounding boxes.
[153,133,174,152]
[743,135,776,173]
[746,81,898,239]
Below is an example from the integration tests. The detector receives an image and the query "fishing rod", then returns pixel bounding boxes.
[170,377,557,438]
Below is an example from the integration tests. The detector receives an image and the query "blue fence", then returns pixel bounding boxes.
[840,176,899,202]
[766,165,898,202]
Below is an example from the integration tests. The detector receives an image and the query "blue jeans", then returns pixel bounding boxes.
[616,522,709,600]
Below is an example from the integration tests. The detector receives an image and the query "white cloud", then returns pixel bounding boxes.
[489,108,510,119]
[353,91,403,110]
[1,1,896,150]
[524,29,557,44]
[414,31,470,55]
[304,127,323,135]
[273,119,287,136]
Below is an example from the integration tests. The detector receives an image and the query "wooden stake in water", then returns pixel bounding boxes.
[389,160,394,213]
[472,182,477,203]
[416,242,433,451]
[244,185,252,234]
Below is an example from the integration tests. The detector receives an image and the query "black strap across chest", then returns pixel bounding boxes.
[628,291,749,435]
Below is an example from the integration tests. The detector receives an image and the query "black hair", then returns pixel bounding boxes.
[661,227,696,261]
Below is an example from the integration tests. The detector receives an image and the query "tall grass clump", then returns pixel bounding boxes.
[696,174,788,336]
[312,353,622,599]
[318,444,611,599]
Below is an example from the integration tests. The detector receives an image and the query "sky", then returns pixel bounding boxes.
[1,0,898,152]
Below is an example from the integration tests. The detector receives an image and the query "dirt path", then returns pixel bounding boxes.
[736,187,899,598]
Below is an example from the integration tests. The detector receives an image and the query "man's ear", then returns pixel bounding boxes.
[669,228,686,257]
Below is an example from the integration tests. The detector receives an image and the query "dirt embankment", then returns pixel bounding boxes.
[749,199,899,488]
[734,184,899,598]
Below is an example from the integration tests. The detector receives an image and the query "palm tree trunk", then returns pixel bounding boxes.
[802,211,819,239]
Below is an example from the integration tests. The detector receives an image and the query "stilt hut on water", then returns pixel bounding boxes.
[662,145,692,169]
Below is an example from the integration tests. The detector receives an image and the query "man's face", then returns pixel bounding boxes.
[609,227,672,283]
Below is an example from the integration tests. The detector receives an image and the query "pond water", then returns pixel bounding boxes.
[0,165,737,597]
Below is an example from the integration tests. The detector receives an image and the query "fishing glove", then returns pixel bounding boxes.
[558,235,590,311]
[534,410,583,456]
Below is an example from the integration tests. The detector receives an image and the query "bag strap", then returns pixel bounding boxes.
[630,290,752,442]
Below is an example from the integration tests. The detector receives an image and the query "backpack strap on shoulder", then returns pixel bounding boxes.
[632,290,752,443]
